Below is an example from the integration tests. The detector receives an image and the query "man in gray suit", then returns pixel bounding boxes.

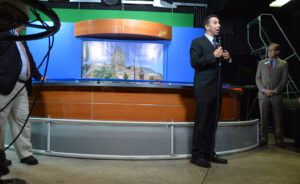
[255,43,288,148]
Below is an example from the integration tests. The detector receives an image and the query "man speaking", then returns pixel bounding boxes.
[190,15,231,168]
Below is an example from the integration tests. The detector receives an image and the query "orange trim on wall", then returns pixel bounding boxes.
[74,19,172,40]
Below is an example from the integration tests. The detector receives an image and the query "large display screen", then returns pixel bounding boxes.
[82,41,164,81]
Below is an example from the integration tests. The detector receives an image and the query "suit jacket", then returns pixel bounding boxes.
[190,36,221,98]
[255,58,288,99]
[0,31,42,96]
[22,41,42,96]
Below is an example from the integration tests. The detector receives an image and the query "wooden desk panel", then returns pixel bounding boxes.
[92,90,194,105]
[92,104,194,121]
[30,102,92,120]
[30,86,240,122]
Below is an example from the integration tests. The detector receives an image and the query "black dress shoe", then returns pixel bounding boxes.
[259,138,268,146]
[191,158,211,168]
[4,159,12,166]
[275,141,285,148]
[259,141,268,146]
[20,156,38,165]
[0,178,28,184]
[209,155,228,164]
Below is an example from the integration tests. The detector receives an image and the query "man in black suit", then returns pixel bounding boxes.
[190,15,231,168]
[0,26,42,166]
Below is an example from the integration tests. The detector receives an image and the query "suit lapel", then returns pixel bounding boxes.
[263,59,274,78]
[271,59,281,76]
[203,36,215,50]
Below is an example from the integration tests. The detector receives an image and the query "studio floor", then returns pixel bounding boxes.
[2,138,300,184]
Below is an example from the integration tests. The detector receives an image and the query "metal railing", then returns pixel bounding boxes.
[247,14,299,98]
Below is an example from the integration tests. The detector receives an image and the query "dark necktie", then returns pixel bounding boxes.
[213,37,218,48]
[269,60,274,74]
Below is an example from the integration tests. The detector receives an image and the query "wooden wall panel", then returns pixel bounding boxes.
[30,86,241,122]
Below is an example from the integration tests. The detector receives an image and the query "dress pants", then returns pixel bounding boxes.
[259,95,284,142]
[192,96,219,159]
[0,82,33,159]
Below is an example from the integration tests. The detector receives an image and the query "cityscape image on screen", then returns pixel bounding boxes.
[82,41,164,81]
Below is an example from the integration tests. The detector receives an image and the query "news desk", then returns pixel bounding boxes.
[6,80,259,159]
[29,80,243,122]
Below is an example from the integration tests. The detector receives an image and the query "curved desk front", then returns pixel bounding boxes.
[29,80,242,122]
[6,81,258,159]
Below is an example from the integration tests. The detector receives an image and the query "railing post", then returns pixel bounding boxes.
[170,120,174,157]
[46,119,51,152]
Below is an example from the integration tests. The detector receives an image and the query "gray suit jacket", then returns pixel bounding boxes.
[255,58,288,99]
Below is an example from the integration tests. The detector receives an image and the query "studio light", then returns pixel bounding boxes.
[269,0,291,7]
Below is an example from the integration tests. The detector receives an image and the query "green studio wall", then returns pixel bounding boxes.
[30,8,193,27]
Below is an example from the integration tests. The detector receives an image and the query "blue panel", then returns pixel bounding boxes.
[27,23,204,83]
[166,27,205,83]
[27,22,82,79]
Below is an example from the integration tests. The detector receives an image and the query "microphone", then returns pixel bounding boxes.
[217,36,222,48]
[217,36,231,63]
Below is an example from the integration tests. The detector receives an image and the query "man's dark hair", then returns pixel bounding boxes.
[268,43,280,51]
[203,14,219,27]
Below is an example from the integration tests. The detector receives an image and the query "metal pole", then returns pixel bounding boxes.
[46,120,51,152]
[170,120,174,156]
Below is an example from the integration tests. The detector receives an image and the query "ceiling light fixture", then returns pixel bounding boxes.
[269,0,291,7]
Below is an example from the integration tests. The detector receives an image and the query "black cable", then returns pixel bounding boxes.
[201,167,210,184]
[0,4,55,113]
[0,8,51,113]
[30,8,53,70]
[3,8,55,150]
[0,0,60,41]
[4,34,54,151]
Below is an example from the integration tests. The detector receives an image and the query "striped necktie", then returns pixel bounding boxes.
[269,59,274,74]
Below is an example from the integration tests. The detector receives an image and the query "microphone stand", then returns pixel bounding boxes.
[210,36,223,158]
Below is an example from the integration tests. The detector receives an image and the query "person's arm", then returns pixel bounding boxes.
[255,61,273,96]
[190,40,218,68]
[255,61,264,92]
[222,50,232,62]
[272,62,288,94]
[24,42,43,81]
[30,59,43,81]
